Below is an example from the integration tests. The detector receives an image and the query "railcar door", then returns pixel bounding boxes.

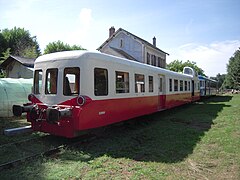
[192,80,195,96]
[158,75,166,110]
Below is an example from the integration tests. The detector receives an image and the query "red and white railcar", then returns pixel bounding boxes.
[13,51,200,137]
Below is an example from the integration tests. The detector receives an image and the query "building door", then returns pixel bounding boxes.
[158,75,166,110]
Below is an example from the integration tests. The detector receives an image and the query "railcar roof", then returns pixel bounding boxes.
[198,75,217,82]
[35,50,192,78]
[35,50,88,63]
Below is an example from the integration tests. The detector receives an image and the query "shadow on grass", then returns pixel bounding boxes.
[58,95,232,163]
[200,95,233,103]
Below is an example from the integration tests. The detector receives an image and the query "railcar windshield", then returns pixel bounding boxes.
[45,68,58,94]
[63,67,80,96]
[33,69,42,94]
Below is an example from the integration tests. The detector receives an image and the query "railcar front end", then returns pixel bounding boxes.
[12,51,91,137]
[13,95,91,137]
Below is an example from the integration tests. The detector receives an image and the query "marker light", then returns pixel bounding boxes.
[77,96,85,106]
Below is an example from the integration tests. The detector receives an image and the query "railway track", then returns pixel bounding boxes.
[0,119,141,172]
[0,133,97,172]
[0,134,51,149]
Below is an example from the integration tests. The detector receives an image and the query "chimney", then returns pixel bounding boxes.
[109,26,115,38]
[153,36,156,46]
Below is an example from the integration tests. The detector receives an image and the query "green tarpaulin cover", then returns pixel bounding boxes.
[0,78,32,117]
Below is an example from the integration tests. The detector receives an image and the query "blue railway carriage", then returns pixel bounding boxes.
[198,75,218,97]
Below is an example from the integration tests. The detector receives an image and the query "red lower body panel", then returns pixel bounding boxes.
[165,92,193,109]
[78,96,158,130]
[77,93,194,131]
[29,92,199,137]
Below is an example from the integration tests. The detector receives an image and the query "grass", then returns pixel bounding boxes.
[0,94,239,179]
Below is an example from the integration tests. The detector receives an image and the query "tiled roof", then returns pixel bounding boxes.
[110,47,137,61]
[0,55,35,69]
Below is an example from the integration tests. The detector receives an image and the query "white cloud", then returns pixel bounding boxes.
[168,40,240,77]
[79,8,92,27]
[64,8,95,50]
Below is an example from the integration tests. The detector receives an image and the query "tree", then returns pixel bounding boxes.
[0,27,41,59]
[211,73,226,90]
[225,48,240,89]
[44,40,86,54]
[0,31,7,56]
[167,60,206,76]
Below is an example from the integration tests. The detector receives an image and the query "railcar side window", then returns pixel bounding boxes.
[174,79,178,92]
[45,69,58,94]
[135,74,145,93]
[149,76,154,92]
[180,80,183,91]
[94,68,108,96]
[63,67,80,96]
[184,81,187,91]
[169,79,172,92]
[34,70,42,94]
[116,71,129,93]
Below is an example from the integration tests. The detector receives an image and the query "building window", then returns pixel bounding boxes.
[151,55,154,66]
[149,76,154,92]
[157,58,165,68]
[184,81,187,91]
[120,39,123,48]
[157,57,161,67]
[169,79,172,92]
[116,71,129,93]
[162,58,165,68]
[188,81,190,91]
[174,79,178,92]
[147,53,150,64]
[63,67,80,96]
[152,55,156,66]
[34,69,42,94]
[135,74,145,93]
[180,80,183,91]
[94,68,108,96]
[45,69,58,94]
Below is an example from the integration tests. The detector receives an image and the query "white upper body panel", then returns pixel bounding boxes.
[34,51,197,105]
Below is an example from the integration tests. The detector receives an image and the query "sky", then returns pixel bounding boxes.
[0,0,240,77]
